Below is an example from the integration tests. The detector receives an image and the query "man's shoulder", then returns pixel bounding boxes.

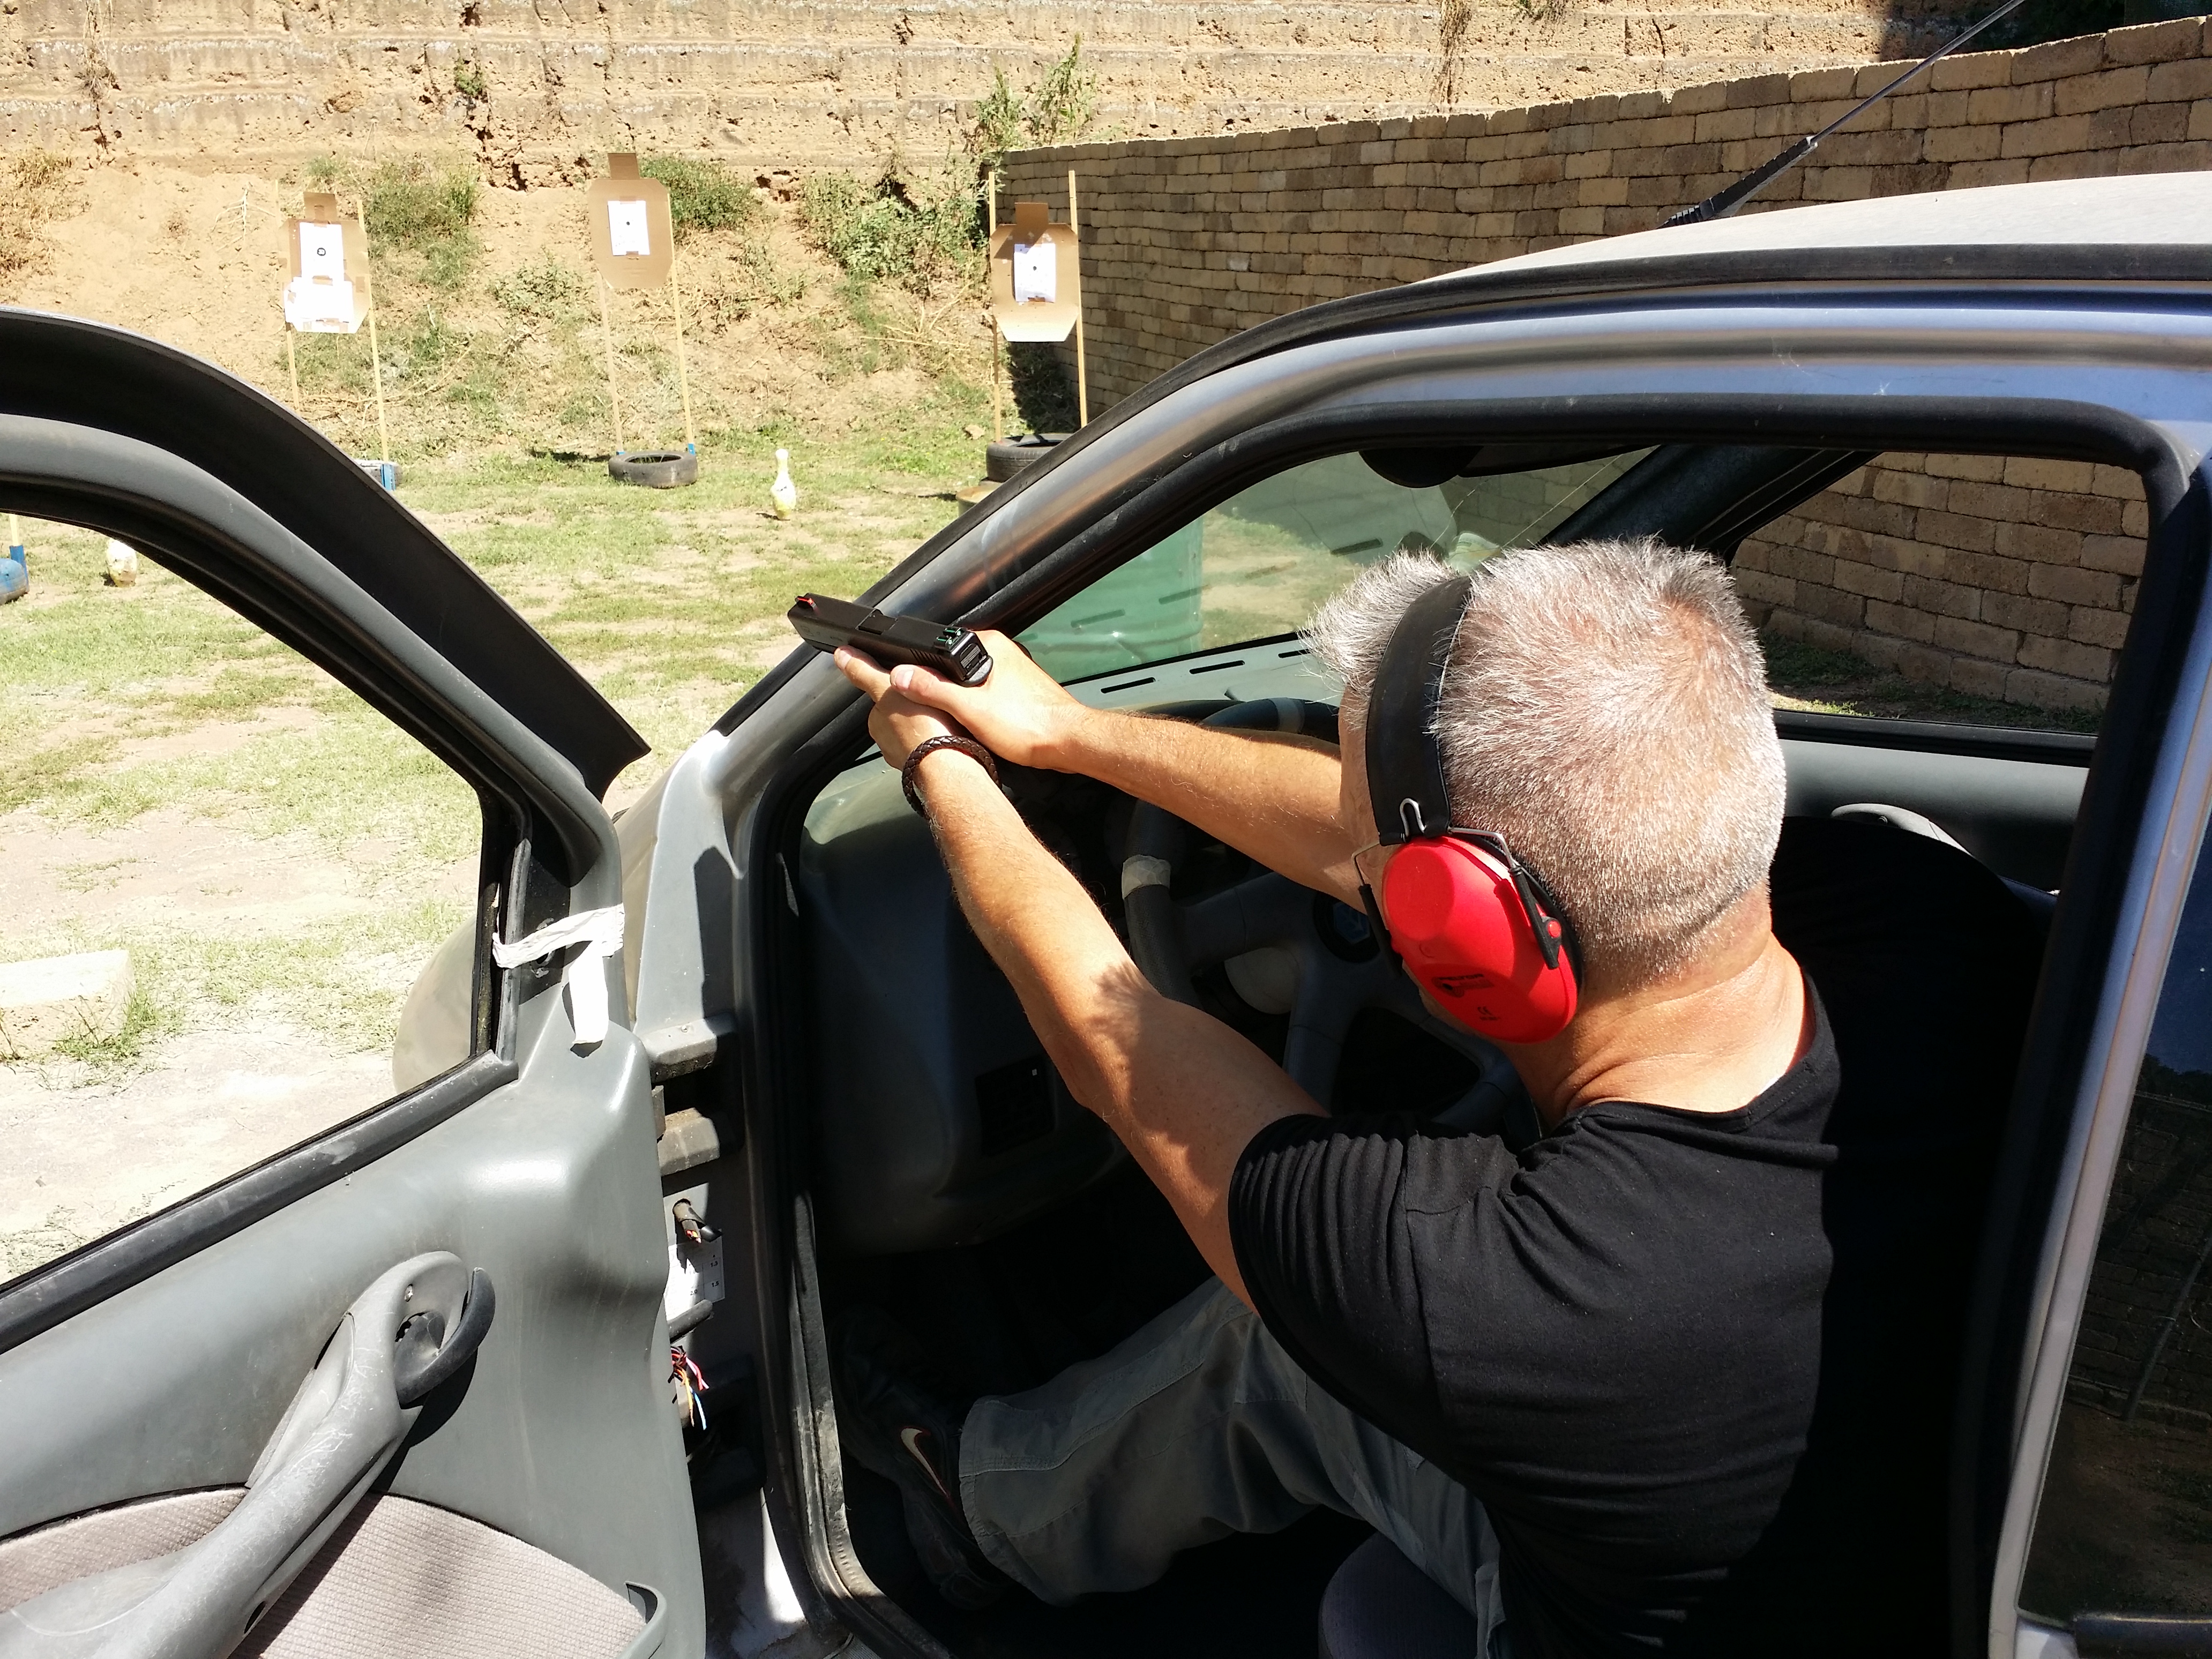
[1238,1110,1525,1217]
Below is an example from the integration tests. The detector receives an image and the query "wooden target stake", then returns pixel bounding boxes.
[598,275,625,454]
[353,197,393,468]
[669,258,696,450]
[1069,169,1088,428]
[987,172,1003,444]
[285,330,300,407]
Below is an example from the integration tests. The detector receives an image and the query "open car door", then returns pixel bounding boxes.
[0,313,702,1659]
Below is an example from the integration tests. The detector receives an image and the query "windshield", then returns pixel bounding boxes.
[1018,448,1647,682]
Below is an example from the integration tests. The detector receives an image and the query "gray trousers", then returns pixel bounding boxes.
[958,1277,1505,1649]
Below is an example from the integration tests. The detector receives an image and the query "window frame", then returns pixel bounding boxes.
[0,420,609,1355]
[1991,450,2212,1655]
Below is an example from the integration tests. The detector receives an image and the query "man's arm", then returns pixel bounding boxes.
[870,630,1363,905]
[838,649,1325,1304]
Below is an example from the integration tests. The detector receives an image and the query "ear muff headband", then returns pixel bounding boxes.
[1365,574,1471,845]
[1361,572,1583,1042]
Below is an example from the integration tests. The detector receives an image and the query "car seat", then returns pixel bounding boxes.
[1830,803,2057,935]
[1318,1535,1488,1659]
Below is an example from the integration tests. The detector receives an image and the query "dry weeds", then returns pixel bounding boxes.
[0,152,76,295]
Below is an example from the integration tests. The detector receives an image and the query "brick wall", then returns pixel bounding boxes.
[1000,17,2211,713]
[1736,455,2146,713]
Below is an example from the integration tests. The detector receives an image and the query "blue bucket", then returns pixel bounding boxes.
[0,542,26,604]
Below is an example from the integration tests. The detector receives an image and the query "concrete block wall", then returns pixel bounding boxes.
[1735,456,2145,713]
[1003,17,2208,711]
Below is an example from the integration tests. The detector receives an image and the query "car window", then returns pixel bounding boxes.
[1,519,484,1285]
[1017,449,1646,683]
[1020,447,2140,739]
[1742,453,2136,735]
[2020,830,2212,1623]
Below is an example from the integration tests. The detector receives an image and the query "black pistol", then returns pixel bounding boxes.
[788,593,994,687]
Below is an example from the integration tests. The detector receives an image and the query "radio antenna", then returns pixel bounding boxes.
[1663,0,2031,228]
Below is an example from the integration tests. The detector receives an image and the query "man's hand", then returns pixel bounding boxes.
[834,646,963,766]
[846,622,1361,903]
[868,629,1090,769]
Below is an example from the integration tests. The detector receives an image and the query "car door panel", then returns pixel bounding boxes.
[0,337,704,1657]
[1,1497,659,1659]
[0,995,699,1653]
[1778,737,2089,891]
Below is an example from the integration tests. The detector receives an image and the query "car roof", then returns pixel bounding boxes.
[1467,172,2212,279]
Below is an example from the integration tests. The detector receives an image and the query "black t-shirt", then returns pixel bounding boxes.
[1229,816,2044,1658]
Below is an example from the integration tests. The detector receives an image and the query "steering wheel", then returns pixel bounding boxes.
[1121,699,1529,1128]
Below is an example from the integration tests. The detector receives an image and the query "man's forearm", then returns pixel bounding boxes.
[913,746,1322,1303]
[1051,708,1359,903]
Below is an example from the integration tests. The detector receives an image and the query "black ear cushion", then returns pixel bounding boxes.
[1507,853,1584,982]
[1365,574,1473,845]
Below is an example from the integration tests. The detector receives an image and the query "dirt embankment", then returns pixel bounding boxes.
[2,0,1919,177]
[1,154,992,464]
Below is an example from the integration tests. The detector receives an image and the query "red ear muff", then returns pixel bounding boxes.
[1381,838,1580,1044]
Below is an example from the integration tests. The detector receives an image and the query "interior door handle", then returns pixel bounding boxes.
[0,1253,492,1659]
[393,1268,495,1408]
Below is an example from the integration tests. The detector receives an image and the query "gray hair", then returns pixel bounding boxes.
[1306,540,1785,989]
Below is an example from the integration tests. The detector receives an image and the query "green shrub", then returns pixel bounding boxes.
[397,306,464,377]
[641,156,761,238]
[743,240,807,307]
[797,170,978,295]
[971,70,1027,165]
[697,241,807,330]
[1025,38,1097,150]
[356,159,480,289]
[453,61,488,103]
[970,39,1097,167]
[492,256,587,319]
[362,160,478,252]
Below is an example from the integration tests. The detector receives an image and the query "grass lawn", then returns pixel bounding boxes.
[399,382,988,793]
[3,380,985,1045]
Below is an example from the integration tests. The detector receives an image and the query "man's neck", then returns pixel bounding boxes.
[1508,901,1813,1125]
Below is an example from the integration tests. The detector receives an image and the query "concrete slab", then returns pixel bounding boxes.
[0,950,133,1059]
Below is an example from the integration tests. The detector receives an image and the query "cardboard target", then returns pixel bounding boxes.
[282,191,370,334]
[587,153,675,291]
[989,200,1081,343]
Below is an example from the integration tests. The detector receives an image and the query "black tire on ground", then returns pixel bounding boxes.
[609,449,700,489]
[983,431,1070,483]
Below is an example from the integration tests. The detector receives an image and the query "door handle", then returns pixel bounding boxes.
[0,1253,493,1659]
[393,1268,495,1408]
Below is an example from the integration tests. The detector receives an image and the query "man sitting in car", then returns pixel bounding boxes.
[832,539,2038,1657]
